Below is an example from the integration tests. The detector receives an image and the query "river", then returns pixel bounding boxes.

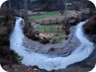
[10,17,94,71]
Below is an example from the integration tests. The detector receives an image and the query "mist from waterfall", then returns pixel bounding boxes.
[10,17,94,71]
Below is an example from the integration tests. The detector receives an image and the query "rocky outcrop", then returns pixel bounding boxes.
[83,15,96,34]
[83,15,96,43]
[63,15,96,43]
[63,17,79,35]
[23,18,39,39]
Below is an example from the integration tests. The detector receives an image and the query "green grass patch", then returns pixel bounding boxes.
[36,24,62,33]
[36,24,67,43]
[29,11,59,20]
[51,35,65,43]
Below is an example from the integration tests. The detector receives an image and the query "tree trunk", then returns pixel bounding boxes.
[24,0,28,17]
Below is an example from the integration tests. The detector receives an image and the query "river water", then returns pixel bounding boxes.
[10,17,94,71]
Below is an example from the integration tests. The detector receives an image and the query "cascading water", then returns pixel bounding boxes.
[10,17,94,71]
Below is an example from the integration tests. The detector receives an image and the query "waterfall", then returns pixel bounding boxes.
[10,17,94,71]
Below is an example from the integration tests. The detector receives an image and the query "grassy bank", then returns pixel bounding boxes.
[29,11,59,20]
[36,24,62,33]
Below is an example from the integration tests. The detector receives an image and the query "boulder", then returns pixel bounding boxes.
[83,15,96,35]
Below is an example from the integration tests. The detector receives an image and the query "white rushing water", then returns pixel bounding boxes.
[10,17,94,71]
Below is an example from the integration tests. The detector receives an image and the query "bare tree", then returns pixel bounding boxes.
[9,0,11,10]
[58,0,68,29]
[64,0,68,26]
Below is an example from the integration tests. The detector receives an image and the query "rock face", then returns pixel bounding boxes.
[83,15,96,34]
[83,15,96,43]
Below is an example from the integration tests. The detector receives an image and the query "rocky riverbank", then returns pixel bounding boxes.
[23,26,81,57]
